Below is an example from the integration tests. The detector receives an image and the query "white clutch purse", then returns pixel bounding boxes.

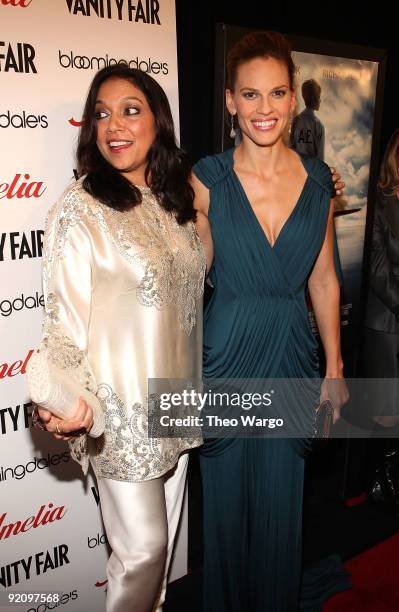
[27,350,105,438]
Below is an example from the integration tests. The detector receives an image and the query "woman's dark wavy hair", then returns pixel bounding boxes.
[76,64,195,224]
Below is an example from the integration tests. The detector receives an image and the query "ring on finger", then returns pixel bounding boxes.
[56,422,62,435]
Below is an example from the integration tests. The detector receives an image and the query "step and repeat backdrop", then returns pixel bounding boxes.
[0,2,186,611]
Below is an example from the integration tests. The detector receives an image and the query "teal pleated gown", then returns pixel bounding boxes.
[193,149,335,612]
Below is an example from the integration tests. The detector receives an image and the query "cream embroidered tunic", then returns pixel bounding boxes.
[40,179,205,482]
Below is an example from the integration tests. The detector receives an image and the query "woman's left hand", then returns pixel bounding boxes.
[33,398,93,440]
[320,376,349,424]
[330,167,345,196]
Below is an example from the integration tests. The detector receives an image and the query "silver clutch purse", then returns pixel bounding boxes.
[314,399,334,439]
[27,349,105,438]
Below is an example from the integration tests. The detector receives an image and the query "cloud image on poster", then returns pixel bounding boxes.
[292,51,379,360]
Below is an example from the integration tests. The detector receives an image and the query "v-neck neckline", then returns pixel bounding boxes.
[229,148,310,251]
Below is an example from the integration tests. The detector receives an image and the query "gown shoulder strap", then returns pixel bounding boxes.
[192,149,233,190]
[301,155,335,197]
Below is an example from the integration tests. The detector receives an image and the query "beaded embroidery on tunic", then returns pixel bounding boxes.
[38,180,204,479]
[44,181,205,335]
[92,384,201,482]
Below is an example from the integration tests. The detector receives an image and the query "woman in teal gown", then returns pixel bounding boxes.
[192,31,346,611]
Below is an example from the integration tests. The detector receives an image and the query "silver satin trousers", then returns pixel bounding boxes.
[96,452,189,612]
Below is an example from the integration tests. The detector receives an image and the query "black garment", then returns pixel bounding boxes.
[364,187,399,333]
[363,328,399,416]
[363,187,399,423]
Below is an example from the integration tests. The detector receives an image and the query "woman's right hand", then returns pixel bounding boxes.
[37,398,93,440]
[320,376,349,424]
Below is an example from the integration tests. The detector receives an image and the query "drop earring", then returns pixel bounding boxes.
[288,112,293,135]
[230,113,236,139]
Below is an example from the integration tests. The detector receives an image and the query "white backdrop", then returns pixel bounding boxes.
[0,1,187,610]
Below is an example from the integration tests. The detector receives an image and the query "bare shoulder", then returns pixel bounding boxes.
[288,148,308,179]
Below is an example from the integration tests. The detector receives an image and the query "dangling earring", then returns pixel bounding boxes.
[230,113,236,139]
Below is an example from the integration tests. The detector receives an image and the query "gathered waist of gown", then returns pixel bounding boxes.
[205,289,311,323]
[206,285,308,304]
[203,288,318,377]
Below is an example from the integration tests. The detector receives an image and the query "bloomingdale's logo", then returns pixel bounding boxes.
[58,49,168,75]
[0,291,44,317]
[0,451,71,482]
[0,110,48,129]
[26,589,78,612]
[0,292,44,317]
[65,0,161,23]
[0,503,67,542]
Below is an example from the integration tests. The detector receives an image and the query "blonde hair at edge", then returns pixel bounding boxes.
[379,128,399,196]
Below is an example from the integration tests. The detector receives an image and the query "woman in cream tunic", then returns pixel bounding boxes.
[33,65,207,612]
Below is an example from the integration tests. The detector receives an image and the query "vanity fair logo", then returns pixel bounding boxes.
[0,0,33,6]
[0,110,48,129]
[58,49,168,74]
[65,0,161,24]
[0,544,70,587]
[0,174,46,200]
[0,41,37,73]
[0,504,67,541]
[0,402,33,435]
[0,230,44,261]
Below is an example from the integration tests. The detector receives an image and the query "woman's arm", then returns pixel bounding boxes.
[308,201,342,375]
[31,190,96,446]
[308,200,348,419]
[191,173,214,273]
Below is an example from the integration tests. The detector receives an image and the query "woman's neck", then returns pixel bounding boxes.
[122,169,149,188]
[234,138,293,176]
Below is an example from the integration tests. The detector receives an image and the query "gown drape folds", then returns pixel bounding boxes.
[193,149,334,612]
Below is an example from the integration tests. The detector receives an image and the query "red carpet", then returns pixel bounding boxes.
[323,531,399,611]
